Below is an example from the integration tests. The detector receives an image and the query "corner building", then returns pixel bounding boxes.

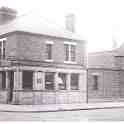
[0,7,87,104]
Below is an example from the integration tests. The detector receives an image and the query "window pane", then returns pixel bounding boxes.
[46,44,52,60]
[45,72,54,90]
[37,72,42,84]
[71,45,76,61]
[71,73,79,90]
[0,48,2,59]
[64,44,69,61]
[58,73,66,90]
[3,41,5,59]
[0,41,6,59]
[0,42,2,59]
[23,71,33,89]
[93,75,98,90]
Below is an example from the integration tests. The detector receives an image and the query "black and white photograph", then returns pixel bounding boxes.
[0,0,124,121]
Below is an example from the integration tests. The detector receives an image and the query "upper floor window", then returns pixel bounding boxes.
[64,41,76,63]
[64,44,69,61]
[45,41,54,62]
[70,45,76,61]
[0,38,6,59]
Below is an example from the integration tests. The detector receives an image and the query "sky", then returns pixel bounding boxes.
[0,0,124,52]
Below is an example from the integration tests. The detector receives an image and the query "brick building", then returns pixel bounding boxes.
[0,7,87,104]
[88,45,124,103]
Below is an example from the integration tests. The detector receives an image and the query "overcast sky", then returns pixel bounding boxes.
[1,0,124,52]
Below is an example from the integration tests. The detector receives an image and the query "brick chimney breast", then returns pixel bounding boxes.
[0,6,17,25]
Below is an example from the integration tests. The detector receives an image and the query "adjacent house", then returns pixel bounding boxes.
[0,7,87,105]
[88,44,124,103]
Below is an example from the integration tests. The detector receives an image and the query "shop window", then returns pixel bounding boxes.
[45,72,54,90]
[71,73,79,90]
[22,71,33,89]
[58,73,66,90]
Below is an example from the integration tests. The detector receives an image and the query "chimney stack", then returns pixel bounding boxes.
[65,13,75,33]
[0,6,17,25]
[112,35,118,49]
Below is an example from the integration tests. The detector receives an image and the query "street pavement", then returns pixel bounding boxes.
[0,102,124,112]
[0,107,124,121]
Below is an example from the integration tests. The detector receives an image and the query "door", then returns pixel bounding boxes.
[8,71,14,103]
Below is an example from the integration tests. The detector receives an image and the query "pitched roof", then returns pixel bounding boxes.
[0,11,84,40]
[111,43,124,57]
[88,49,118,57]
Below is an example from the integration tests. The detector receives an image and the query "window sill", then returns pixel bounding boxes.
[64,61,77,64]
[70,89,80,91]
[45,59,53,62]
[22,89,33,91]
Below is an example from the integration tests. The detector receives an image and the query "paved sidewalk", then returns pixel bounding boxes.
[0,102,124,112]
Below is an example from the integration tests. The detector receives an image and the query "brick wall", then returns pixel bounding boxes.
[87,69,121,102]
[15,32,85,66]
[88,52,115,68]
[0,31,86,68]
[4,33,18,59]
[114,57,124,69]
[119,71,124,97]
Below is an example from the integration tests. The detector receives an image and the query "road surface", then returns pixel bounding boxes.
[0,108,124,121]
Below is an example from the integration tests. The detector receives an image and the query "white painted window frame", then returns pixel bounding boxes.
[45,40,54,62]
[46,40,54,44]
[64,41,77,64]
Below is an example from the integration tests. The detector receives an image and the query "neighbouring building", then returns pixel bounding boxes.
[88,44,124,103]
[0,7,87,105]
